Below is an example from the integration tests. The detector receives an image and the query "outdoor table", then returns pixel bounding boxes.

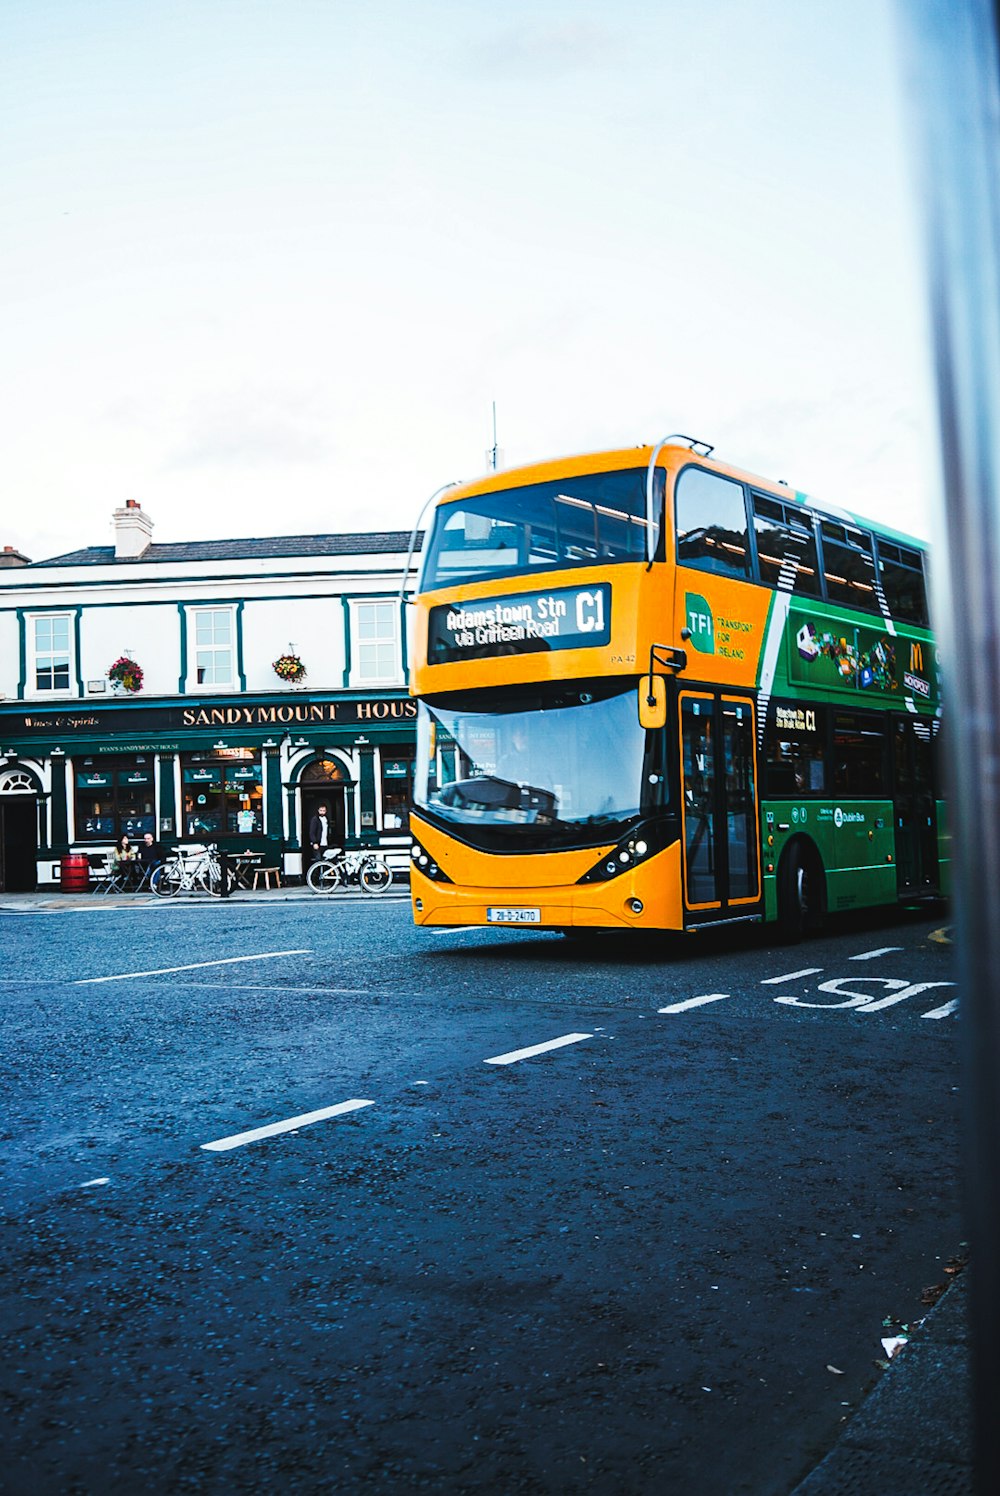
[231,853,263,890]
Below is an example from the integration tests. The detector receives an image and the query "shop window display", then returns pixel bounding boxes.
[182,750,263,838]
[76,758,155,840]
[381,755,413,830]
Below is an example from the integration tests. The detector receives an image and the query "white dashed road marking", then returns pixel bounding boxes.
[484,1033,593,1066]
[201,1099,375,1152]
[658,994,729,1014]
[760,968,823,985]
[74,950,312,984]
[849,947,904,961]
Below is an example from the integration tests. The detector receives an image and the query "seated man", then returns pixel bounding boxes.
[136,832,164,886]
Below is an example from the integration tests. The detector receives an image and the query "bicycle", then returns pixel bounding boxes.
[306,847,393,894]
[153,843,224,897]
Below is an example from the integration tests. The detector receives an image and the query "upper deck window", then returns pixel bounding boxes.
[819,522,879,613]
[420,468,653,590]
[751,494,822,597]
[675,467,751,580]
[876,538,929,626]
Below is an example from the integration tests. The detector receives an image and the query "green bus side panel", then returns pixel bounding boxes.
[761,798,897,921]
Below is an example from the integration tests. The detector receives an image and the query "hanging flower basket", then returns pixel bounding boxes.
[273,652,307,684]
[107,655,144,693]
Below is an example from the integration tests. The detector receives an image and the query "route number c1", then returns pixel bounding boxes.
[575,590,606,633]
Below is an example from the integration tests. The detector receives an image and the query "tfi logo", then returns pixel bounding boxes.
[685,594,715,655]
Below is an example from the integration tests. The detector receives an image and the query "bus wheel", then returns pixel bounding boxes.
[777,843,824,943]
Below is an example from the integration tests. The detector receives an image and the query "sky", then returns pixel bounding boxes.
[0,0,937,564]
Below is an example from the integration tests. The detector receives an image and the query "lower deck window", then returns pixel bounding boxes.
[763,705,827,796]
[834,712,888,795]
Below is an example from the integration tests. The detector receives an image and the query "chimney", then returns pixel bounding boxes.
[112,499,153,559]
[0,545,31,568]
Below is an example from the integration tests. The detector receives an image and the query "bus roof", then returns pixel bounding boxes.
[434,442,928,552]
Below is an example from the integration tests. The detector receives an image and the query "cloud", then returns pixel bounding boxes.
[460,21,621,81]
[163,389,331,471]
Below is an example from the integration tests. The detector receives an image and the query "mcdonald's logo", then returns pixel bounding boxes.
[909,641,924,673]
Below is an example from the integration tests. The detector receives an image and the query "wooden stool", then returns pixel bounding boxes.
[252,866,281,890]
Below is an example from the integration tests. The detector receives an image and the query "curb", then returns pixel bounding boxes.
[790,1274,972,1495]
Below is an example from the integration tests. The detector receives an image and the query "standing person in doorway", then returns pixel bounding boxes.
[308,803,333,866]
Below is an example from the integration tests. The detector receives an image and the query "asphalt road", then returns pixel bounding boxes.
[1,894,961,1495]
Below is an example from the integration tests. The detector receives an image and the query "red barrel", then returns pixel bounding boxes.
[60,854,91,892]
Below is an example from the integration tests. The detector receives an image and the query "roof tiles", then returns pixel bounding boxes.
[30,531,421,569]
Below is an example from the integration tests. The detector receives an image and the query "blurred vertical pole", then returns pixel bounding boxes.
[897,1,1000,1489]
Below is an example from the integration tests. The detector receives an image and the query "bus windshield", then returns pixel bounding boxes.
[414,681,659,850]
[420,468,659,590]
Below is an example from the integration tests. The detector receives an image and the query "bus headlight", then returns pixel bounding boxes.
[409,841,453,882]
[578,824,669,884]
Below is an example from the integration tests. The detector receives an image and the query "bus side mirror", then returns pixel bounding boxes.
[639,676,667,730]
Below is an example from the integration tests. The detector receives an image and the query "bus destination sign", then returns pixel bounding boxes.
[428,583,612,664]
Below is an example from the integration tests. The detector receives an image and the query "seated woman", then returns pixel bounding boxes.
[111,833,138,886]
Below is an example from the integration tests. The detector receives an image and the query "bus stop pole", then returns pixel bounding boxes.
[897,1,1000,1485]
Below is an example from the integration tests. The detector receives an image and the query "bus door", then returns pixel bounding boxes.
[679,693,762,919]
[892,718,940,894]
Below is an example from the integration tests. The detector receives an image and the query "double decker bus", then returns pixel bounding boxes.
[406,438,945,939]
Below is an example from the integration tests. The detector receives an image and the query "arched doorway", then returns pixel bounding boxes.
[0,768,39,893]
[299,757,352,861]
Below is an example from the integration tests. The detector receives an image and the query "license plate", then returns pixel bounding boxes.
[487,907,541,924]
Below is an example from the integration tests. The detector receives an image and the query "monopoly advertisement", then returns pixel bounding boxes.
[786,605,938,706]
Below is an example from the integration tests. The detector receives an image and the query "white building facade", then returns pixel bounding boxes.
[0,505,419,890]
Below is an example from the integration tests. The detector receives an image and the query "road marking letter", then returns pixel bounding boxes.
[858,981,956,1013]
[485,1033,592,1066]
[201,1099,374,1152]
[922,997,960,1019]
[775,977,909,1009]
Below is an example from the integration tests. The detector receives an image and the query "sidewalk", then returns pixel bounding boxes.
[791,1271,972,1495]
[0,885,409,911]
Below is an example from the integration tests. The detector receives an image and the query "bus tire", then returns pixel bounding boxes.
[777,841,825,943]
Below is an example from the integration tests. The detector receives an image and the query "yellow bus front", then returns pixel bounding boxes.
[407,448,685,931]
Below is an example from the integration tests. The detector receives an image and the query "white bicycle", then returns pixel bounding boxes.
[306,847,393,894]
[153,844,224,897]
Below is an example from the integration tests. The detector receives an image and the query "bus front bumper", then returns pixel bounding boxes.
[409,840,683,932]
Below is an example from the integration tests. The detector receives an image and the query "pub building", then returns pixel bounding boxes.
[0,508,419,891]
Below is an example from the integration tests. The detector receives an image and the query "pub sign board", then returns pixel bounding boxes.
[428,583,612,664]
[0,694,417,743]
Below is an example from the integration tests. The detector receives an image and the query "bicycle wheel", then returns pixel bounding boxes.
[307,859,342,892]
[197,861,223,895]
[153,864,180,897]
[360,859,393,894]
